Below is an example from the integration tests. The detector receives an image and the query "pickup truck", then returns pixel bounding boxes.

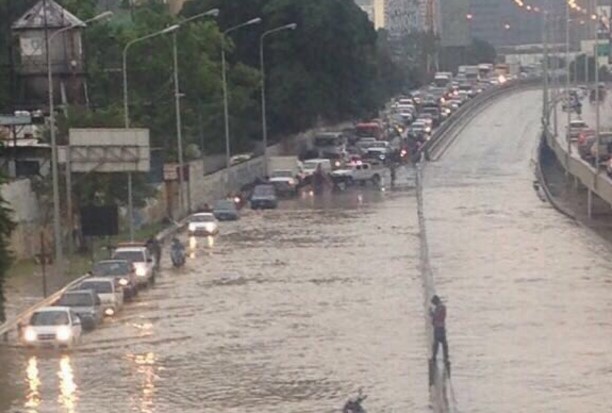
[330,162,384,187]
[112,245,156,287]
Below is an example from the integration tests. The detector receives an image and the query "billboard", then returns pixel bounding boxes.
[439,0,471,48]
[68,128,150,173]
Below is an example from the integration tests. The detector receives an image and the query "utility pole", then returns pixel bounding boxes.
[565,2,571,155]
[543,9,550,123]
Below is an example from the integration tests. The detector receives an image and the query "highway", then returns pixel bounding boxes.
[2,90,612,413]
[424,90,612,413]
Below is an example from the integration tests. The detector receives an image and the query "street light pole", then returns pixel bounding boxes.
[565,2,571,155]
[543,10,549,122]
[122,24,179,240]
[172,31,185,217]
[260,23,297,177]
[47,11,112,271]
[221,17,262,191]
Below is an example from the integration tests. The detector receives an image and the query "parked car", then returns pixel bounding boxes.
[22,307,82,349]
[250,184,279,209]
[188,212,219,236]
[230,153,253,165]
[56,290,103,331]
[213,199,240,221]
[112,245,156,287]
[77,278,124,317]
[91,259,138,299]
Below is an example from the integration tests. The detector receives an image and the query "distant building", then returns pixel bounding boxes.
[384,0,421,38]
[12,0,87,108]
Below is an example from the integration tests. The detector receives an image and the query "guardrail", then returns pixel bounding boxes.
[543,124,612,206]
[419,78,542,161]
[0,214,191,345]
[0,273,90,343]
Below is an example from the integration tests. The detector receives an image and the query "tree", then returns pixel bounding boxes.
[0,173,16,323]
[182,0,394,140]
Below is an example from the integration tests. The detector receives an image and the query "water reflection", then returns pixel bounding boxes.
[206,235,215,248]
[128,352,158,413]
[57,355,77,413]
[188,236,198,259]
[24,356,41,412]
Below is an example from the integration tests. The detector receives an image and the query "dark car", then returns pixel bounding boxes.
[91,259,138,299]
[421,107,442,127]
[56,290,103,331]
[213,199,240,221]
[250,184,278,210]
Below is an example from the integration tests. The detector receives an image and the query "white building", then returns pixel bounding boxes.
[384,0,421,38]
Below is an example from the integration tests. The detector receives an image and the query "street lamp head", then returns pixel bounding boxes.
[285,23,298,30]
[206,8,220,17]
[247,17,262,26]
[90,11,113,23]
[162,24,181,34]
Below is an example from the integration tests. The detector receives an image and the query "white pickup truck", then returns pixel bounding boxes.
[330,162,384,187]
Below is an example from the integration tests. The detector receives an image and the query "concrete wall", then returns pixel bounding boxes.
[1,179,42,259]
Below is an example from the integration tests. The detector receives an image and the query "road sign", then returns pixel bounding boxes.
[0,114,31,126]
[68,128,150,173]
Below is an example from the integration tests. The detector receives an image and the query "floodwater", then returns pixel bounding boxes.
[0,189,429,413]
[2,89,612,413]
[424,90,612,412]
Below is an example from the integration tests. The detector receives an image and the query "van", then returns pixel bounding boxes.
[301,159,332,179]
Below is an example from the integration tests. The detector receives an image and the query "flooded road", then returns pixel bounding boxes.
[3,89,612,413]
[424,90,612,412]
[0,190,430,413]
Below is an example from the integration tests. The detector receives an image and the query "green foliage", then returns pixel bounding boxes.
[467,38,497,65]
[182,0,393,136]
[0,173,16,322]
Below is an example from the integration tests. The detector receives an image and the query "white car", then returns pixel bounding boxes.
[78,278,124,317]
[188,213,219,236]
[112,245,156,287]
[22,307,82,349]
[301,159,332,178]
[269,170,300,195]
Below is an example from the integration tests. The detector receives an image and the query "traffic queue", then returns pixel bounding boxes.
[18,62,510,351]
[566,83,612,177]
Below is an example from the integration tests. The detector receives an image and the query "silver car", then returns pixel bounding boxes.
[56,290,103,331]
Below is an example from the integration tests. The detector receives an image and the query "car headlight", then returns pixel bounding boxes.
[188,223,197,232]
[104,308,115,317]
[56,326,72,342]
[24,328,37,342]
[135,266,147,277]
[119,278,129,286]
[425,127,431,133]
[204,223,216,231]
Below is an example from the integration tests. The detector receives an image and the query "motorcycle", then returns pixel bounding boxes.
[170,243,186,267]
[342,392,367,413]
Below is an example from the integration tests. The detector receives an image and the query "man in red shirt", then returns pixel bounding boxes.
[430,295,449,364]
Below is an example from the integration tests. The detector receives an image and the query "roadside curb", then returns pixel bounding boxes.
[535,134,577,221]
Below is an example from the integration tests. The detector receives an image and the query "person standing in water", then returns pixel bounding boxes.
[430,295,449,366]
